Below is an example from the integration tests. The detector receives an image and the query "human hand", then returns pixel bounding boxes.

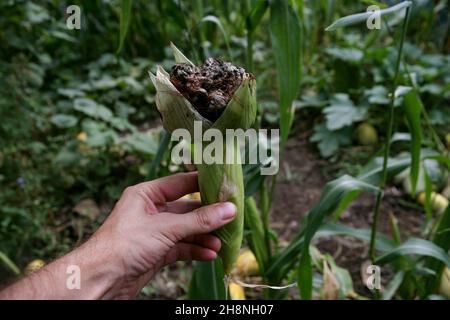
[93,172,236,298]
[0,172,236,300]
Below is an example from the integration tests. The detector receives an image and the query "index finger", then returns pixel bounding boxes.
[134,172,199,204]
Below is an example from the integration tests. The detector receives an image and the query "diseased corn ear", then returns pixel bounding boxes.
[149,68,212,135]
[170,42,195,65]
[212,76,257,132]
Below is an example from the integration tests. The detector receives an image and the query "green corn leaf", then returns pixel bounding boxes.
[383,271,405,300]
[188,260,226,299]
[298,248,313,299]
[268,153,429,285]
[197,15,232,60]
[297,175,380,299]
[425,204,450,292]
[325,1,412,31]
[375,238,450,267]
[147,129,170,180]
[403,89,423,195]
[244,197,269,273]
[117,0,132,54]
[270,0,302,144]
[317,223,396,252]
[246,0,269,31]
[0,251,20,275]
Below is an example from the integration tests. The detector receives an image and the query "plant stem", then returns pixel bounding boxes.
[369,7,411,262]
[246,30,254,72]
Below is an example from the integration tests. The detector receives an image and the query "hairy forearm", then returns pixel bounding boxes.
[0,233,125,300]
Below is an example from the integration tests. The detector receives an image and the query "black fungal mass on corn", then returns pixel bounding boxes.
[170,58,247,121]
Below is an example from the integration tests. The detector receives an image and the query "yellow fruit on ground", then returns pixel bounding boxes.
[76,132,87,142]
[356,123,378,146]
[417,192,448,214]
[438,267,450,299]
[229,282,246,300]
[235,249,259,276]
[24,259,45,275]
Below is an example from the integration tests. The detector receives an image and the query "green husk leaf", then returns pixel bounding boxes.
[212,77,257,132]
[170,42,195,65]
[196,139,245,274]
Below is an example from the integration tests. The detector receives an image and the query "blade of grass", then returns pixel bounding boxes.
[0,251,20,275]
[117,0,132,54]
[403,89,423,195]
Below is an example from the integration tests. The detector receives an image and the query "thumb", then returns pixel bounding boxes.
[166,202,236,239]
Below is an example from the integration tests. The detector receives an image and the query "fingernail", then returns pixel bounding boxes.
[218,202,236,220]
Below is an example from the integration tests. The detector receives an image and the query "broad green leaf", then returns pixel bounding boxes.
[50,114,78,128]
[26,2,49,24]
[375,238,450,267]
[325,47,363,64]
[270,0,302,144]
[310,124,352,158]
[123,131,158,156]
[188,260,226,299]
[365,85,390,105]
[117,0,132,54]
[323,94,367,130]
[403,89,423,195]
[74,98,113,121]
[325,1,412,31]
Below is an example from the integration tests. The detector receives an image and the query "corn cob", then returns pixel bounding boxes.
[150,44,256,274]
